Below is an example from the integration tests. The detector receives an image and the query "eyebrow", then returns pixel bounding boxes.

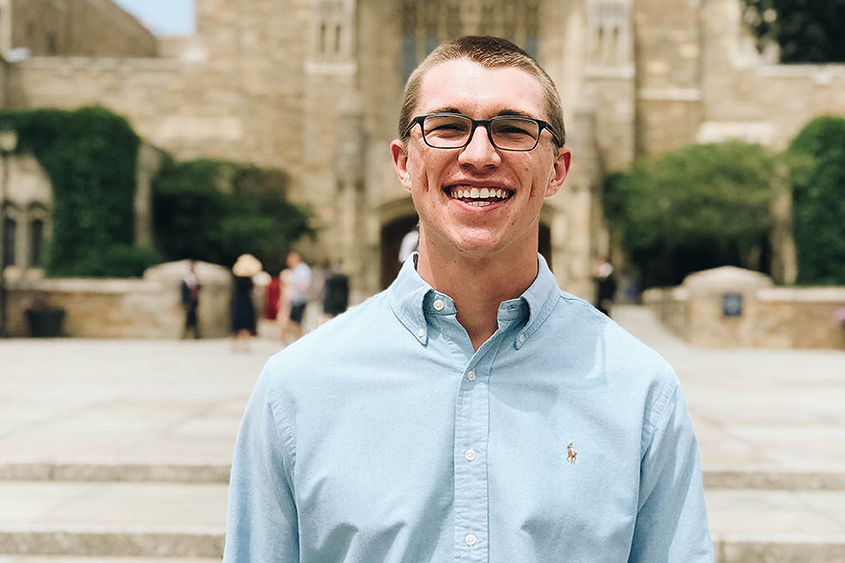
[426,107,540,120]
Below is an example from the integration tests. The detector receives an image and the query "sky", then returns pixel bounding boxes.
[112,0,195,36]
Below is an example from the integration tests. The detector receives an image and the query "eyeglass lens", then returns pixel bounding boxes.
[422,115,541,150]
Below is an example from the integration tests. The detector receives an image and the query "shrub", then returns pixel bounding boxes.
[603,142,776,288]
[787,117,845,285]
[153,159,312,274]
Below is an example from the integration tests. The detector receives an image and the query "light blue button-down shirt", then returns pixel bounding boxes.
[224,255,713,562]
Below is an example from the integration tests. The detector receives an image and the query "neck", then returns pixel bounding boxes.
[416,235,539,350]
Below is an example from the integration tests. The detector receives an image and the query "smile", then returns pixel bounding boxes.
[448,186,514,207]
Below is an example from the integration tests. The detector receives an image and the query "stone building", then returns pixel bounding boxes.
[1,0,844,301]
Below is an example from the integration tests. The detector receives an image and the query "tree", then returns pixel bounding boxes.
[742,0,845,63]
[603,142,776,288]
[787,117,845,285]
[153,159,312,274]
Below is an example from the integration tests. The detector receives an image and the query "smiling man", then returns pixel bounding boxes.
[224,36,713,563]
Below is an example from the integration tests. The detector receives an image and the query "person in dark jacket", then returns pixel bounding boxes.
[594,258,617,318]
[180,261,201,339]
[321,262,350,322]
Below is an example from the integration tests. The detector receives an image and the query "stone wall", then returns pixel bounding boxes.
[632,0,845,156]
[644,267,845,349]
[8,0,157,57]
[697,0,845,151]
[633,0,703,156]
[5,57,248,166]
[4,261,234,338]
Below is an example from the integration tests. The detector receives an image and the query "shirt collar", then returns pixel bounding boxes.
[387,252,560,348]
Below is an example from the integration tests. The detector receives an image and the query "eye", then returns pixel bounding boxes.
[424,116,471,137]
[493,118,538,137]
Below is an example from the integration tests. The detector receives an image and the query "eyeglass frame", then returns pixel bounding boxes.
[404,112,564,152]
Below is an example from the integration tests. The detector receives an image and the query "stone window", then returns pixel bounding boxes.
[525,0,540,60]
[400,0,543,68]
[334,23,342,54]
[29,218,44,268]
[424,0,439,54]
[47,32,57,55]
[2,216,16,267]
[588,0,631,67]
[401,0,417,82]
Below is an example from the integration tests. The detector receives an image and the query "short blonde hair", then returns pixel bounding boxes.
[398,36,565,148]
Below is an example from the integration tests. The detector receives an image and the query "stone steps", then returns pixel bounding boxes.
[0,481,226,559]
[3,477,845,561]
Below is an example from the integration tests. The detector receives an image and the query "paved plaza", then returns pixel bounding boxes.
[0,306,844,561]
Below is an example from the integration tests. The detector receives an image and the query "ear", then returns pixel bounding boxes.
[545,146,572,198]
[391,139,412,191]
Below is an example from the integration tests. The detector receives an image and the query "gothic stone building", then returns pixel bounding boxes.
[1,0,844,300]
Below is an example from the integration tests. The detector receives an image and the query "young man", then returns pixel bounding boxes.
[224,36,713,562]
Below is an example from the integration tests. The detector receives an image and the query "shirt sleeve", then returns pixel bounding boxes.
[224,371,299,562]
[628,375,714,563]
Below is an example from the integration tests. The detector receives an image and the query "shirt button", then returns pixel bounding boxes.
[517,333,525,344]
[433,299,444,311]
[465,448,477,461]
[417,327,426,338]
[465,533,477,547]
[467,370,476,381]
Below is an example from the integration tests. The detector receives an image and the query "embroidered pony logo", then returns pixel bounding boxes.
[567,442,577,464]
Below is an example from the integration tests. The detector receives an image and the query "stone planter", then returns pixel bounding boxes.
[25,307,65,337]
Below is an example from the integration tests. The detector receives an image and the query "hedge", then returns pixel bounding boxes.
[787,117,845,285]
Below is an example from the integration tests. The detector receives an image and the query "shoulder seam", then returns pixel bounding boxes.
[265,380,298,484]
[641,370,679,460]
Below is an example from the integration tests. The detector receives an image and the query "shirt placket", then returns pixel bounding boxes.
[453,338,500,563]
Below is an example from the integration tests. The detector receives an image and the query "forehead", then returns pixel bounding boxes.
[416,59,546,119]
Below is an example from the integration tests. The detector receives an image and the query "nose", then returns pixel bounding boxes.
[457,123,501,169]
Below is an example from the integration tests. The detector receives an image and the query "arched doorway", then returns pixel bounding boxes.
[380,216,552,289]
[381,214,419,289]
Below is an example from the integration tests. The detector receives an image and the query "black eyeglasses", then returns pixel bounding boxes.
[404,112,562,152]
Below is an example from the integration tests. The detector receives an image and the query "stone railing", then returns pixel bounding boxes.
[3,261,234,338]
[643,267,845,349]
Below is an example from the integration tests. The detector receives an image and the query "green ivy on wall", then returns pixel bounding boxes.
[1,106,161,277]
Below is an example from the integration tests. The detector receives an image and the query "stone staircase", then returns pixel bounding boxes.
[2,313,845,562]
[2,458,845,562]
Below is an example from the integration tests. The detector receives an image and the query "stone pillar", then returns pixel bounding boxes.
[333,93,365,290]
[769,163,797,285]
[134,143,165,250]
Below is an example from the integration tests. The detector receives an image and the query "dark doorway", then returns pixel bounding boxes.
[539,222,552,271]
[381,215,419,289]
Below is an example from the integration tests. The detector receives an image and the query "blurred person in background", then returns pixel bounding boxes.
[321,261,350,323]
[231,254,261,352]
[180,261,201,339]
[284,251,312,343]
[594,257,617,318]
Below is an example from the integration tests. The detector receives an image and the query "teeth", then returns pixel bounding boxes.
[450,187,512,200]
[469,201,492,207]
